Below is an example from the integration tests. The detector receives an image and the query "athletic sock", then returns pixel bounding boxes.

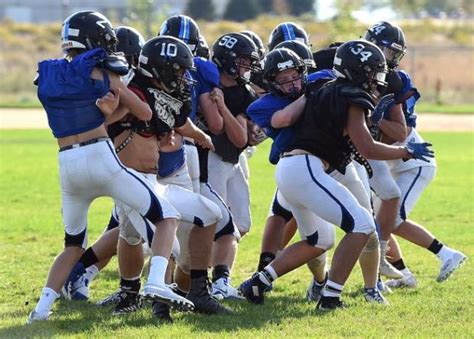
[261,265,278,283]
[120,277,141,293]
[35,287,59,315]
[391,258,406,271]
[257,252,276,272]
[79,248,99,268]
[427,239,443,255]
[147,256,168,286]
[321,280,344,298]
[212,265,230,282]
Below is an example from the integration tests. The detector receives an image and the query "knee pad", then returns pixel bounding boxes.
[64,228,87,249]
[362,232,379,253]
[306,229,335,251]
[119,221,142,246]
[199,195,223,226]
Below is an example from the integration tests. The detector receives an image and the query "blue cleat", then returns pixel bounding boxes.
[61,262,86,300]
[239,272,272,304]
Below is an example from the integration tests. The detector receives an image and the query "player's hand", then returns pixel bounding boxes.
[210,87,225,107]
[248,125,267,146]
[371,93,395,126]
[405,141,434,162]
[96,89,120,116]
[196,133,215,151]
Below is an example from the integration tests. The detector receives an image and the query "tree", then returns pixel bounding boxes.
[186,0,216,21]
[223,0,261,22]
[288,0,315,16]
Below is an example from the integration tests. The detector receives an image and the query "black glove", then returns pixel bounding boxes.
[405,141,434,162]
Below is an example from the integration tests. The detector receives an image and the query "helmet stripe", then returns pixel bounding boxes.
[62,18,70,42]
[179,17,185,40]
[184,17,189,41]
[282,24,290,41]
[287,24,296,40]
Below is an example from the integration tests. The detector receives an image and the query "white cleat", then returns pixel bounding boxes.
[379,257,404,279]
[27,310,51,324]
[143,283,194,312]
[386,274,418,289]
[437,250,467,282]
[211,277,245,300]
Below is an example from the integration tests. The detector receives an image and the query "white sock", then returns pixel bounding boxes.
[437,246,452,262]
[146,256,168,286]
[84,265,99,283]
[380,241,388,255]
[263,265,278,281]
[35,287,59,315]
[321,280,344,298]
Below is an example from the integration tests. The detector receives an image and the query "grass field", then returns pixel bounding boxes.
[0,130,473,338]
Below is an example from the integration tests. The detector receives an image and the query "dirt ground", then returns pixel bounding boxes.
[0,108,473,132]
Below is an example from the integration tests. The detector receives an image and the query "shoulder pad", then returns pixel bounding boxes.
[339,84,375,111]
[102,53,129,76]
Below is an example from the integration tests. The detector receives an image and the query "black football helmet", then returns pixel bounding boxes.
[333,40,388,99]
[263,48,307,99]
[241,30,266,59]
[268,22,310,51]
[274,40,316,72]
[114,26,145,68]
[138,36,196,100]
[364,21,406,69]
[61,11,117,54]
[159,15,200,55]
[196,34,210,59]
[211,32,260,84]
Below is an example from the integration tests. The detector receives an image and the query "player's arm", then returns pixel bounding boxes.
[271,95,306,128]
[378,103,407,142]
[175,118,214,151]
[348,104,411,160]
[199,92,224,134]
[106,70,152,121]
[211,87,248,148]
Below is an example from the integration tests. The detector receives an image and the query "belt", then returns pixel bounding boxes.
[281,149,334,173]
[59,137,110,152]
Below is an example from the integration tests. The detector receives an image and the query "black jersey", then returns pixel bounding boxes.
[211,83,257,164]
[288,79,375,174]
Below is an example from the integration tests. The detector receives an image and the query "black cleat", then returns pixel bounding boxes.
[152,301,173,323]
[316,296,346,311]
[186,276,232,315]
[239,273,271,304]
[112,291,143,315]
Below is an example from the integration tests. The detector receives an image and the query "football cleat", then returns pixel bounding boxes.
[152,301,173,323]
[379,258,404,279]
[306,273,327,302]
[143,282,194,312]
[96,290,123,306]
[211,277,245,301]
[316,296,346,311]
[364,288,389,305]
[188,277,233,315]
[239,272,271,305]
[386,274,417,289]
[437,250,467,282]
[112,291,143,315]
[27,310,51,324]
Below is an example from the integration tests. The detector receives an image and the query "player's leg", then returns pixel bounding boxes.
[393,166,466,282]
[226,163,251,237]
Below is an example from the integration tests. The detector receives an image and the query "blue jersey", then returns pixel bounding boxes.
[37,48,110,138]
[396,70,420,128]
[246,69,336,164]
[189,57,220,121]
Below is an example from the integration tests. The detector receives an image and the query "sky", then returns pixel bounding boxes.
[316,1,397,22]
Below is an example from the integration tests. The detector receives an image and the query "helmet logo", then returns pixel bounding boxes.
[218,35,238,49]
[371,23,386,35]
[350,43,372,62]
[277,60,294,71]
[96,19,109,29]
[160,43,178,57]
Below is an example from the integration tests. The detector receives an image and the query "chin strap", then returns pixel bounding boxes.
[115,131,134,154]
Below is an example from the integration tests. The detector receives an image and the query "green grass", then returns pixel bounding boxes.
[0,130,473,338]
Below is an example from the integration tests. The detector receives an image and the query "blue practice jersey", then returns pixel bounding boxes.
[396,70,420,128]
[189,57,220,122]
[246,69,336,164]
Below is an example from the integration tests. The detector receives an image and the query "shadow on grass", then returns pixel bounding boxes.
[0,294,336,336]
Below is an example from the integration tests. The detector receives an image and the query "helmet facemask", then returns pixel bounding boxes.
[152,63,196,100]
[379,43,406,69]
[271,68,306,99]
[364,65,388,99]
[234,55,261,84]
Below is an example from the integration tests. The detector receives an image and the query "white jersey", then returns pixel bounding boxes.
[387,128,437,173]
